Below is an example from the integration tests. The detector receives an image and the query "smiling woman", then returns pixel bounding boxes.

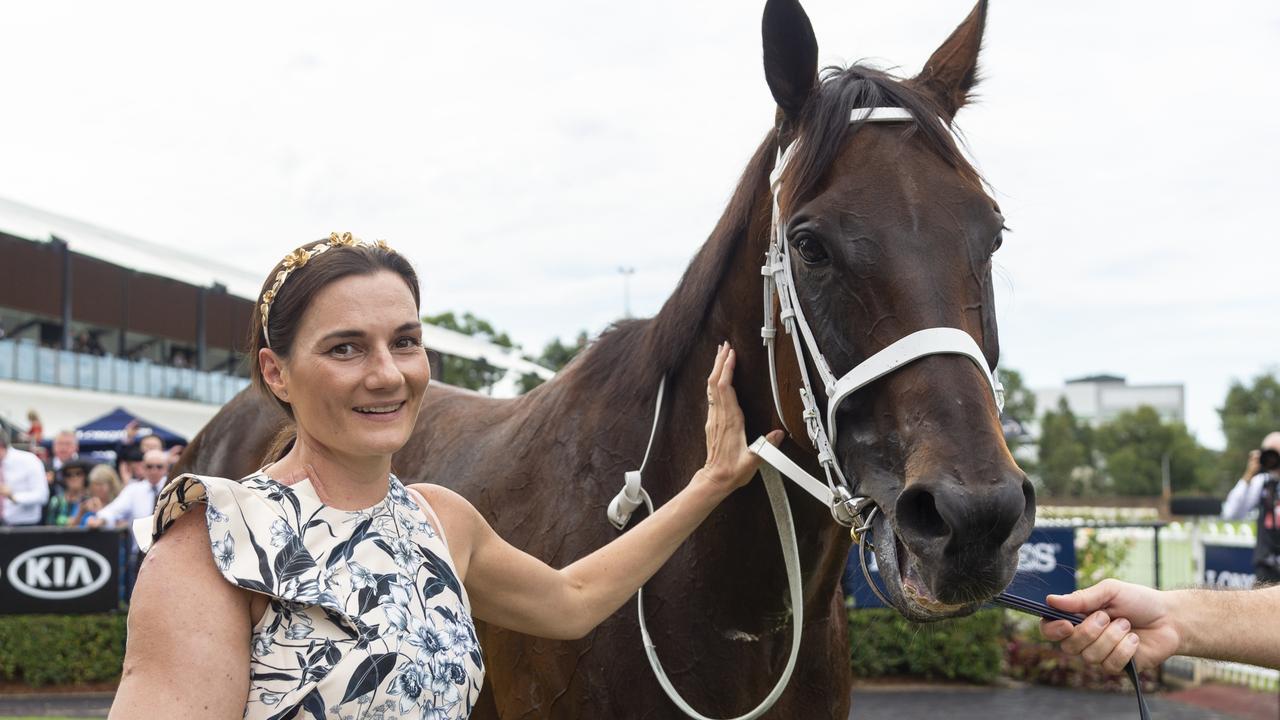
[107,233,781,720]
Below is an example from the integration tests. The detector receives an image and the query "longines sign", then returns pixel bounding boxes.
[0,528,123,613]
[843,527,1077,609]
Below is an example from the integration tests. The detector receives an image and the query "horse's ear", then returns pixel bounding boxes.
[762,0,818,120]
[911,0,988,119]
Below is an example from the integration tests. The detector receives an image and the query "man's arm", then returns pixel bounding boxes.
[1042,579,1280,671]
[1221,475,1263,519]
[9,456,49,509]
[1222,451,1264,519]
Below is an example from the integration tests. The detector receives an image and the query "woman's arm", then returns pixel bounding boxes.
[108,510,253,719]
[418,343,782,640]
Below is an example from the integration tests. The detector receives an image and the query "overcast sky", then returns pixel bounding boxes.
[3,1,1278,448]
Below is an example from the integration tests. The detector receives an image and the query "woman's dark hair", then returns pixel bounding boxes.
[248,236,422,422]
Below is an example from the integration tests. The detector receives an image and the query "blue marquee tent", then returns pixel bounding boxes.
[73,407,188,453]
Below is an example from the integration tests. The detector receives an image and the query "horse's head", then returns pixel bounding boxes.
[761,0,1033,621]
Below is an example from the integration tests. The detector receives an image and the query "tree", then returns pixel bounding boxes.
[1093,406,1216,496]
[1217,372,1280,490]
[997,368,1037,471]
[998,368,1037,428]
[517,331,589,394]
[422,311,516,393]
[1037,398,1097,497]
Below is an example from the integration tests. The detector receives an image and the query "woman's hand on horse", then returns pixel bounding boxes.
[699,342,784,494]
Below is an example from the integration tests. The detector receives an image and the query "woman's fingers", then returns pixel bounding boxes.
[707,342,728,407]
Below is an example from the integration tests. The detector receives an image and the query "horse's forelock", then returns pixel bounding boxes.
[781,64,983,213]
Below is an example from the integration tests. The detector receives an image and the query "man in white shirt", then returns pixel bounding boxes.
[0,434,50,526]
[1222,431,1280,581]
[89,449,168,533]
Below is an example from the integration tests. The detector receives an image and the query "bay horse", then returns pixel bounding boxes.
[177,0,1033,716]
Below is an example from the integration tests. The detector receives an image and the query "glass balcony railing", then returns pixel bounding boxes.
[0,338,249,405]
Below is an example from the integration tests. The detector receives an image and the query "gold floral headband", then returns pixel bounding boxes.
[260,232,394,348]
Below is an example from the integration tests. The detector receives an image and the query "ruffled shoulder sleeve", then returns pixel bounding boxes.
[135,472,295,596]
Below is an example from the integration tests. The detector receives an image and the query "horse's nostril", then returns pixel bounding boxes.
[897,487,949,540]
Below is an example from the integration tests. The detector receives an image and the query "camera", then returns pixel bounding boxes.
[1262,448,1280,472]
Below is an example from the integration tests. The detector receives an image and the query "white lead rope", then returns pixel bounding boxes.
[608,378,667,530]
[637,460,803,720]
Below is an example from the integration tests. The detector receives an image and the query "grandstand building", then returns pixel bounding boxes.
[0,196,551,439]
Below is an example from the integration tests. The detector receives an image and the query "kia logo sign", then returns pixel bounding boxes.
[5,544,112,600]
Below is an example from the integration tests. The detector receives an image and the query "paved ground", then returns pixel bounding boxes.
[0,684,1275,719]
[852,684,1277,720]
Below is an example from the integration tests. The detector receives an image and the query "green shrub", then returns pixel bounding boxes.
[847,608,1004,683]
[1004,623,1155,692]
[0,614,126,686]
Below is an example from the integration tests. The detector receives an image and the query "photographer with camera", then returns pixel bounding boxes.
[1222,431,1280,582]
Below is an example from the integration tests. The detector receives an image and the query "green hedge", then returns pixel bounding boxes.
[0,608,1021,689]
[848,608,1004,683]
[0,614,126,686]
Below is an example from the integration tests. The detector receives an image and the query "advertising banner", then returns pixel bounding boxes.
[0,527,125,613]
[1203,543,1255,589]
[844,526,1077,609]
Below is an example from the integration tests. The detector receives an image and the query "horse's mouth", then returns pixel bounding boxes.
[870,512,979,622]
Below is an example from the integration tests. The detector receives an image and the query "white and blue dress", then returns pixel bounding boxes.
[141,471,485,719]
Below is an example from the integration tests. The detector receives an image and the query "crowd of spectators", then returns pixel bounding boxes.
[0,413,187,597]
[0,420,183,531]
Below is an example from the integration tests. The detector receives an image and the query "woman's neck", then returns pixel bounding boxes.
[267,431,393,511]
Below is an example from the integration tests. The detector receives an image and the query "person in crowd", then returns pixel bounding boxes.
[117,445,145,484]
[138,434,164,456]
[164,443,184,473]
[47,429,80,494]
[0,433,50,527]
[46,458,95,526]
[88,449,169,531]
[1221,431,1280,581]
[108,236,782,718]
[1041,578,1280,672]
[26,410,43,445]
[80,464,123,527]
[90,448,171,598]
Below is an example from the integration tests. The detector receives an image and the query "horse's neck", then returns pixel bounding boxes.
[643,213,848,613]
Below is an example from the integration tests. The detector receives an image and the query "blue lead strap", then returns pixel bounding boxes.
[993,592,1151,720]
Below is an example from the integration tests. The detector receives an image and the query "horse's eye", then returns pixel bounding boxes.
[794,235,829,264]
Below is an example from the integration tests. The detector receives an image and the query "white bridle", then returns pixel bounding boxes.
[607,105,1006,720]
[756,106,1004,529]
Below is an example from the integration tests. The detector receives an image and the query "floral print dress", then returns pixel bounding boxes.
[140,472,485,719]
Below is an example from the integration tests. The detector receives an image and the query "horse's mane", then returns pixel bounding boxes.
[568,63,980,401]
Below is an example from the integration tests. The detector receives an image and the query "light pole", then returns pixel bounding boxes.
[618,266,635,318]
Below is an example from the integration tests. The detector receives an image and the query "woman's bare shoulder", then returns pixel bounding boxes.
[132,510,253,635]
[112,511,253,718]
[406,483,484,569]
